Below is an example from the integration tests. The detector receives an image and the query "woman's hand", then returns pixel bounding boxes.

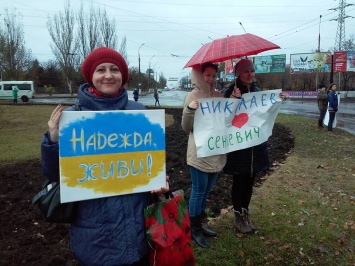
[48,104,63,143]
[188,100,199,110]
[231,87,241,98]
[280,92,287,101]
[151,176,170,195]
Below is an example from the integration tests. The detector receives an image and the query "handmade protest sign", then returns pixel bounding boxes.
[59,110,166,203]
[193,89,282,158]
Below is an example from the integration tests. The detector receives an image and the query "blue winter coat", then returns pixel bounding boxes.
[327,91,338,112]
[223,80,269,175]
[41,84,151,266]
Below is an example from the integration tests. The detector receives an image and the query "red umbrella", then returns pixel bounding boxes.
[184,33,280,68]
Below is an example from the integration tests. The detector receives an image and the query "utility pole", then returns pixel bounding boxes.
[138,43,145,92]
[317,15,322,52]
[329,0,355,51]
[155,67,160,89]
[148,55,155,91]
[153,62,158,89]
[329,0,354,87]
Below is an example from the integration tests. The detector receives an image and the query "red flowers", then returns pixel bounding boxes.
[161,198,179,222]
[145,191,195,266]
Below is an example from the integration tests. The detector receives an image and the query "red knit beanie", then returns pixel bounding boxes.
[81,47,129,85]
[234,59,254,77]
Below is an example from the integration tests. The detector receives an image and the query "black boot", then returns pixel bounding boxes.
[201,211,217,237]
[190,215,210,248]
[202,226,217,237]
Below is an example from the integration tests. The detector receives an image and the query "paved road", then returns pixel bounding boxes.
[31,90,355,135]
[279,98,355,134]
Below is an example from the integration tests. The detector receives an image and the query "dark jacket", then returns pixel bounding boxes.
[317,89,328,111]
[223,79,269,175]
[41,83,151,266]
[327,91,338,112]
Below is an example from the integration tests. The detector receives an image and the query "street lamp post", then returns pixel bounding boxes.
[138,43,145,92]
[153,62,158,89]
[148,55,155,90]
[155,67,160,89]
[318,15,322,52]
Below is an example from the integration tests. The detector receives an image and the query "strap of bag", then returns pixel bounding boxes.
[32,188,47,204]
[151,191,174,203]
[164,191,174,199]
[32,181,58,204]
[72,104,81,111]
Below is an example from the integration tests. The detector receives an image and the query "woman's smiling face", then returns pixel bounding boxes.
[92,63,122,95]
[202,66,217,87]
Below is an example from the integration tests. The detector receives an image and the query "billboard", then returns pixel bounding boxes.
[222,59,243,81]
[347,51,355,72]
[333,51,347,72]
[290,52,332,74]
[254,54,286,73]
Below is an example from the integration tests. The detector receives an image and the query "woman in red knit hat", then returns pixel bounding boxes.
[223,59,286,235]
[40,47,169,266]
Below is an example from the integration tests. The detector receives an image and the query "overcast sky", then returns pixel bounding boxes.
[1,0,355,88]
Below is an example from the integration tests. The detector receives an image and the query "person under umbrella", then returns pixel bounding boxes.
[181,62,226,248]
[223,59,285,234]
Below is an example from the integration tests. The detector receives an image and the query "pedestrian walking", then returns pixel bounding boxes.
[154,89,160,106]
[12,85,19,104]
[133,88,139,101]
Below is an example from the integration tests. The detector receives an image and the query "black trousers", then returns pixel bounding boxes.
[231,172,256,212]
[328,111,336,131]
[318,110,326,127]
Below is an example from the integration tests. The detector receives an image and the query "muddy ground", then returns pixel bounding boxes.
[0,107,294,266]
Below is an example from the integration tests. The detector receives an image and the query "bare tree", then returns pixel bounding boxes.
[342,35,355,50]
[159,73,167,88]
[75,3,126,64]
[0,9,33,80]
[47,1,79,94]
[100,9,117,49]
[48,1,128,91]
[76,3,102,62]
[119,36,128,64]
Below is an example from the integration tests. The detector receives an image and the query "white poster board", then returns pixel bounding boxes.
[193,90,283,158]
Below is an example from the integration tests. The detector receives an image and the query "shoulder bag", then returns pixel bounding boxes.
[32,179,76,223]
